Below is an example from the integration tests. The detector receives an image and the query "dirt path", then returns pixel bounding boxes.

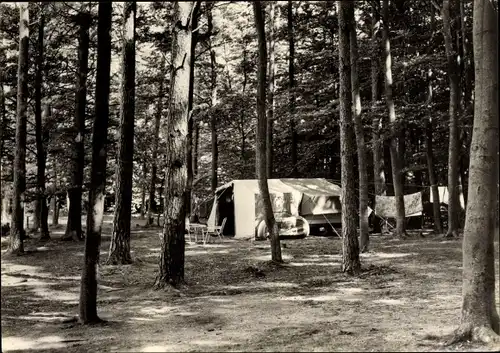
[1,217,499,352]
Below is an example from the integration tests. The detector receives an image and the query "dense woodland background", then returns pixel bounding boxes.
[0,0,498,344]
[0,1,474,221]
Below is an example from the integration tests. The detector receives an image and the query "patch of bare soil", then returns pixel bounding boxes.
[1,217,499,352]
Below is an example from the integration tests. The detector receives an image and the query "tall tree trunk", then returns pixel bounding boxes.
[349,4,369,252]
[210,47,218,193]
[63,12,91,241]
[371,0,384,198]
[51,162,60,226]
[79,1,112,325]
[442,0,461,237]
[0,83,6,231]
[36,105,51,241]
[370,1,383,234]
[8,4,29,255]
[147,57,165,226]
[108,1,136,265]
[193,122,199,177]
[287,0,298,177]
[338,0,360,274]
[459,0,471,209]
[140,162,147,219]
[382,0,406,237]
[452,0,499,343]
[253,0,282,263]
[186,2,201,218]
[34,11,50,241]
[266,1,276,179]
[155,1,196,288]
[425,70,443,234]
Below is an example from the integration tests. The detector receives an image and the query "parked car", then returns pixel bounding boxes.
[255,215,310,240]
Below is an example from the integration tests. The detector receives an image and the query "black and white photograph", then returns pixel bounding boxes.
[0,0,498,351]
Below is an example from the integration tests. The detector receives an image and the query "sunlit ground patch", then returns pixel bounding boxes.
[127,317,157,322]
[287,261,339,267]
[185,250,230,256]
[174,311,199,316]
[372,298,405,305]
[139,344,180,352]
[361,252,417,259]
[191,339,237,347]
[6,312,73,323]
[1,275,58,287]
[280,294,339,302]
[2,335,79,351]
[250,254,293,261]
[336,287,364,294]
[140,305,180,316]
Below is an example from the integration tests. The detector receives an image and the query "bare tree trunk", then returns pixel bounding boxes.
[63,12,91,241]
[108,1,136,265]
[147,57,165,226]
[348,5,369,252]
[193,122,199,177]
[186,2,201,219]
[442,0,461,237]
[338,1,360,274]
[451,0,499,343]
[140,162,147,219]
[253,0,282,263]
[210,46,218,193]
[382,0,406,237]
[34,11,50,241]
[0,83,6,233]
[371,1,383,234]
[79,1,112,325]
[288,0,298,177]
[266,1,276,179]
[459,0,471,209]
[371,0,384,198]
[425,72,443,234]
[8,4,29,255]
[155,1,196,288]
[51,162,60,226]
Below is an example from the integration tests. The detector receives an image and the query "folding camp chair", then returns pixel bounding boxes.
[204,217,227,244]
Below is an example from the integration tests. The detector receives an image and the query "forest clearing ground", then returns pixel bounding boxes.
[1,215,499,352]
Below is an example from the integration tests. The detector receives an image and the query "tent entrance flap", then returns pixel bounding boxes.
[208,184,235,236]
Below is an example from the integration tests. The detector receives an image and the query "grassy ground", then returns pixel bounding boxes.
[1,216,499,352]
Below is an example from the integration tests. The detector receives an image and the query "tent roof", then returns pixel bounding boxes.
[216,178,341,197]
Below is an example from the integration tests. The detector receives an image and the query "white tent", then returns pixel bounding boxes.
[207,178,342,239]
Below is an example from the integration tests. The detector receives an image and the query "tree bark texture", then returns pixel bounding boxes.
[210,47,218,193]
[108,1,136,265]
[348,5,369,252]
[34,13,50,241]
[453,0,500,343]
[382,0,406,237]
[147,57,166,226]
[288,1,298,177]
[51,162,60,226]
[253,0,282,263]
[425,68,444,234]
[8,4,29,255]
[442,0,461,237]
[371,0,385,198]
[338,0,361,275]
[266,1,276,179]
[186,2,201,218]
[155,1,196,288]
[64,13,91,241]
[79,1,112,325]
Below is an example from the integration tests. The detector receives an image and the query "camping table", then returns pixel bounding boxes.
[188,223,207,243]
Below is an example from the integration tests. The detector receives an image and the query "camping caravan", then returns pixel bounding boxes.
[206,178,342,239]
